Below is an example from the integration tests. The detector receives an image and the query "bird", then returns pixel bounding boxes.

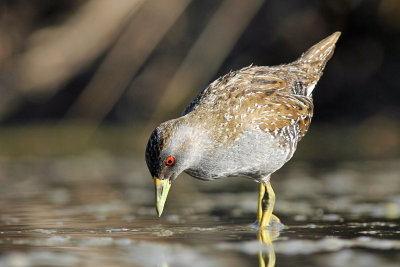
[145,32,340,228]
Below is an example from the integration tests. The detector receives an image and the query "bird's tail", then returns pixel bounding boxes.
[293,32,341,96]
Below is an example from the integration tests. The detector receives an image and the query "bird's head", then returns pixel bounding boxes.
[145,118,202,216]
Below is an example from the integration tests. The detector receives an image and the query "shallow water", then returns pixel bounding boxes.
[0,156,399,266]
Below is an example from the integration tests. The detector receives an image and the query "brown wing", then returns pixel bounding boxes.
[186,66,313,148]
[247,93,313,139]
[182,66,288,115]
[226,66,313,138]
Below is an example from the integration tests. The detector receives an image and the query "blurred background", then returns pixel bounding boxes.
[0,1,400,266]
[0,0,399,160]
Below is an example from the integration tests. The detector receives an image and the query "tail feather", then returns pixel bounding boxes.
[299,32,341,65]
[294,32,341,96]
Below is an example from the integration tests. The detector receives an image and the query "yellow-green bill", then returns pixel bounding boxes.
[154,177,171,217]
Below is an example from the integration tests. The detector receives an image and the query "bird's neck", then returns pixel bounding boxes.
[171,120,211,168]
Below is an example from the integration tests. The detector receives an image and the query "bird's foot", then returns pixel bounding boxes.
[252,214,283,242]
[252,214,283,230]
[269,214,281,226]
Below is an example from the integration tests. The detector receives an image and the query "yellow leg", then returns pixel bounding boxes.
[257,181,278,267]
[260,181,275,228]
[257,182,265,223]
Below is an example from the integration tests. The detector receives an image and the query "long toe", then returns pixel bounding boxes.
[269,214,284,239]
[270,214,281,225]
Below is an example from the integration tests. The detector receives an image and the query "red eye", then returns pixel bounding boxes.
[165,156,175,166]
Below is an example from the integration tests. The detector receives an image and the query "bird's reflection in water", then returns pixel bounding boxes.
[257,216,282,267]
[154,217,283,267]
[258,228,276,267]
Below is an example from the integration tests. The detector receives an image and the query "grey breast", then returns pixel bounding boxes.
[185,128,291,181]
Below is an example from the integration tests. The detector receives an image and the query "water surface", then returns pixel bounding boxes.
[0,156,399,266]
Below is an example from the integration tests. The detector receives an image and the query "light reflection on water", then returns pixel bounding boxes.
[0,156,399,266]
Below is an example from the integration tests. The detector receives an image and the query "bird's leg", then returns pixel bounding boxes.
[255,180,280,228]
[257,181,279,266]
[257,182,266,224]
[260,181,275,228]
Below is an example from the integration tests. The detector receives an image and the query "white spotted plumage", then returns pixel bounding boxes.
[146,32,340,184]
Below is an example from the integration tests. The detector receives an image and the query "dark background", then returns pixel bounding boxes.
[0,0,399,159]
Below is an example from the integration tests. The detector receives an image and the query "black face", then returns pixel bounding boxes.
[145,129,163,178]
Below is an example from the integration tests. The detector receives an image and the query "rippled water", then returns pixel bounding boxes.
[0,156,399,266]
